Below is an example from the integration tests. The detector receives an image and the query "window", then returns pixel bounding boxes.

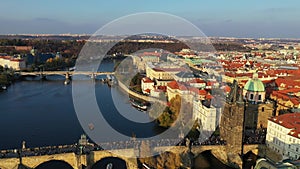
[258,95,262,100]
[250,94,254,100]
[262,107,265,112]
[297,148,299,152]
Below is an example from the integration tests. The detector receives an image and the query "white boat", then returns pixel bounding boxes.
[106,163,113,169]
[64,79,70,85]
[130,99,147,110]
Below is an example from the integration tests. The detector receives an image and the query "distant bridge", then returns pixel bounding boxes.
[19,71,114,76]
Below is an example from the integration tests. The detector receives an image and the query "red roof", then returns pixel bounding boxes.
[167,81,179,89]
[269,113,300,139]
[198,89,207,95]
[271,89,300,105]
[206,94,213,99]
[142,77,153,83]
[144,89,151,93]
[275,76,300,89]
[153,67,186,72]
[157,86,167,92]
[224,85,231,93]
[187,78,206,84]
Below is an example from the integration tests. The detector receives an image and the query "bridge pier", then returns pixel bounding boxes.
[39,73,46,80]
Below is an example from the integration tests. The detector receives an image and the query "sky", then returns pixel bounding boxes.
[1,0,300,38]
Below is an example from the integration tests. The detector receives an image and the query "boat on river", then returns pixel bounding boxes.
[130,99,147,111]
[106,163,113,169]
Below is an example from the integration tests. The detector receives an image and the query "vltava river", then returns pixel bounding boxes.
[0,59,161,150]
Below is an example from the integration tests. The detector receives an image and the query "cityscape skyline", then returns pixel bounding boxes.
[1,0,300,38]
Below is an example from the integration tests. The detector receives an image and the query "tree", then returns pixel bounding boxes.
[139,141,156,167]
[156,152,181,169]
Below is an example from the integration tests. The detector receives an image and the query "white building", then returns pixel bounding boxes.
[193,99,221,134]
[0,55,26,70]
[266,113,300,160]
[132,52,160,71]
[141,77,154,95]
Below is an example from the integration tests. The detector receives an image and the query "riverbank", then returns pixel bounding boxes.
[117,79,166,105]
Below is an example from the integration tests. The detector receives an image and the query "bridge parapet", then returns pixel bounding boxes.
[0,157,19,169]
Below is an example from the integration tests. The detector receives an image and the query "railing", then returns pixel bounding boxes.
[0,138,222,159]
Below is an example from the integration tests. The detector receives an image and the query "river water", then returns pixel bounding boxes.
[0,59,164,150]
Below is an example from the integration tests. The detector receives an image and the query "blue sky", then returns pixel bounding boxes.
[1,0,300,38]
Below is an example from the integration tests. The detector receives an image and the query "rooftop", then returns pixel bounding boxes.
[269,113,300,139]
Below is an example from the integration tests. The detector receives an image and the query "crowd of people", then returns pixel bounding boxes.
[244,129,266,144]
[0,130,266,159]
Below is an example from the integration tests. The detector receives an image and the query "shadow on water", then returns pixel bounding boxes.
[34,160,73,169]
[194,150,234,169]
[91,157,127,169]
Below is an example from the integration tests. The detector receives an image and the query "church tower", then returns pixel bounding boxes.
[243,73,274,129]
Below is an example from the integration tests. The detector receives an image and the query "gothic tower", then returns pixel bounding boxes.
[220,80,245,155]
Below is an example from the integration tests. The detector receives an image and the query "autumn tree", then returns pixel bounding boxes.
[139,140,156,167]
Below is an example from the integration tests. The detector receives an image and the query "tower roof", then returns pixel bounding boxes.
[244,73,265,92]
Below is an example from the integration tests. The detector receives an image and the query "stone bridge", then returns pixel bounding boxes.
[0,149,137,169]
[0,145,261,169]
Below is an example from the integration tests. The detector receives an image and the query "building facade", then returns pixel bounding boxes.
[193,99,221,134]
[0,55,26,70]
[266,113,300,160]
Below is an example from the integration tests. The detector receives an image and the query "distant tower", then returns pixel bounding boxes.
[22,141,26,150]
[30,47,40,63]
[55,52,62,59]
[78,134,88,146]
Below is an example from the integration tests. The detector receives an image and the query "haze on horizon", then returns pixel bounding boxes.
[1,0,300,38]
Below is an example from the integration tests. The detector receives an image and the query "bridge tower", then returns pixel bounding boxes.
[220,80,245,167]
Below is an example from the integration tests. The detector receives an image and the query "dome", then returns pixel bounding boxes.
[244,73,265,92]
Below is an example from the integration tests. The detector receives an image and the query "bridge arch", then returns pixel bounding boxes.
[91,157,127,169]
[0,165,9,169]
[35,160,74,169]
[90,150,138,169]
[21,153,77,169]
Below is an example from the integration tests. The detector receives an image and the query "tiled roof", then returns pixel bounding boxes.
[167,80,179,89]
[187,78,206,84]
[142,77,153,83]
[269,113,300,139]
[153,67,186,72]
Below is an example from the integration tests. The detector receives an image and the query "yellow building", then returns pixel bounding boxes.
[0,56,26,70]
[146,62,186,82]
[270,88,300,115]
